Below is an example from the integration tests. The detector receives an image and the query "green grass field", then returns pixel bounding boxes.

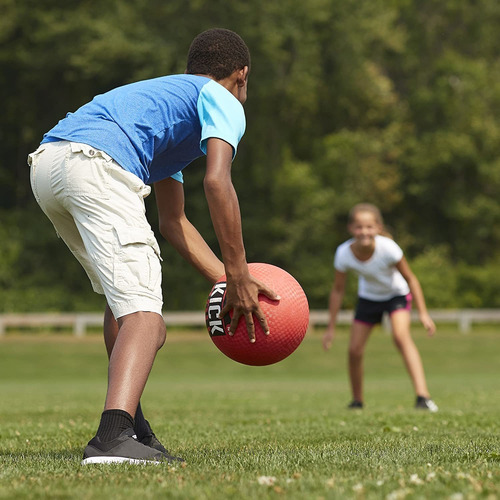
[0,326,498,499]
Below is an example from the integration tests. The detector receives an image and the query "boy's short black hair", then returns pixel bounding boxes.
[186,28,250,81]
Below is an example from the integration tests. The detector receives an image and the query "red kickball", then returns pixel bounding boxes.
[205,263,309,366]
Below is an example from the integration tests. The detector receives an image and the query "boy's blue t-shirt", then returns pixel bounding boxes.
[41,74,246,184]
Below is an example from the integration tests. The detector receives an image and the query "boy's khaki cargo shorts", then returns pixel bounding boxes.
[28,141,163,319]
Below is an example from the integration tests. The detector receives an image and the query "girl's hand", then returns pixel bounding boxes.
[322,325,335,351]
[420,313,436,337]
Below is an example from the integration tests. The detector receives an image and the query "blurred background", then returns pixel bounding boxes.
[1,0,499,314]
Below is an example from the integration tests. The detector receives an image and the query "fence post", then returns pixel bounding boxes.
[458,311,471,334]
[74,315,86,337]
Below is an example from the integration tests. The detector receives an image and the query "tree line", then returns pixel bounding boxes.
[1,0,499,312]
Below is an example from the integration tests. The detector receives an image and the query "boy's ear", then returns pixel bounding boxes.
[237,66,249,86]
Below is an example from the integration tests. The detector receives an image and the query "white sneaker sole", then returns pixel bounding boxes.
[427,403,439,413]
[81,456,161,465]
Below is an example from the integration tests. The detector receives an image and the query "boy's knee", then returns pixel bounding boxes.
[149,313,166,349]
[157,325,167,349]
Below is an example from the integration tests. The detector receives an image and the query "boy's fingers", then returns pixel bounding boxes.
[228,311,240,336]
[260,284,280,302]
[255,308,270,336]
[244,312,256,342]
[220,309,269,341]
[219,303,231,319]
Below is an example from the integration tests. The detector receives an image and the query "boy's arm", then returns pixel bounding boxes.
[203,137,278,341]
[396,257,436,336]
[154,177,225,283]
[322,270,346,351]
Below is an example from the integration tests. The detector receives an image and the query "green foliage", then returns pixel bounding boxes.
[409,246,458,308]
[1,0,500,311]
[455,257,500,308]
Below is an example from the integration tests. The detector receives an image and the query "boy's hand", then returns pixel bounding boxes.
[322,325,335,351]
[220,274,280,342]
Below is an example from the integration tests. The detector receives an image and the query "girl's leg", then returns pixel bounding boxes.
[348,321,374,403]
[390,310,430,397]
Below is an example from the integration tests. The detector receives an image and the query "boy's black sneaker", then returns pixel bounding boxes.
[81,428,165,465]
[415,396,438,412]
[139,433,184,462]
[347,400,364,409]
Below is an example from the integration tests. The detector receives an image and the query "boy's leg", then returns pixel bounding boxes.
[103,303,119,357]
[86,311,184,463]
[104,311,165,414]
[104,305,148,424]
[390,310,430,397]
[104,305,166,447]
[348,321,374,404]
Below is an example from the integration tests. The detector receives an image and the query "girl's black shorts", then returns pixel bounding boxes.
[354,294,412,325]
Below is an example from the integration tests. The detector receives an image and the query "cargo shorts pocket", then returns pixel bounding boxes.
[113,225,163,293]
[64,143,112,198]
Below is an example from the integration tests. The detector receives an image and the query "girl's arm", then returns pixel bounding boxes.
[322,270,347,351]
[396,257,436,336]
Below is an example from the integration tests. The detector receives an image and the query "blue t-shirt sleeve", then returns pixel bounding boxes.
[170,171,184,183]
[197,80,246,159]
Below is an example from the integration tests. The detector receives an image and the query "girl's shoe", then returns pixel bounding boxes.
[347,400,364,409]
[415,396,438,412]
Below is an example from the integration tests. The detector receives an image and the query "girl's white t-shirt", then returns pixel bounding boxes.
[334,235,410,301]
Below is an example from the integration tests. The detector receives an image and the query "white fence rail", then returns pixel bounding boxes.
[0,309,499,336]
[310,309,500,334]
[0,311,205,337]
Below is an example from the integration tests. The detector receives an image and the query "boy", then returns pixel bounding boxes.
[28,28,278,464]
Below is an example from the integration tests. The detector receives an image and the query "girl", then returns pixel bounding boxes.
[322,203,438,411]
